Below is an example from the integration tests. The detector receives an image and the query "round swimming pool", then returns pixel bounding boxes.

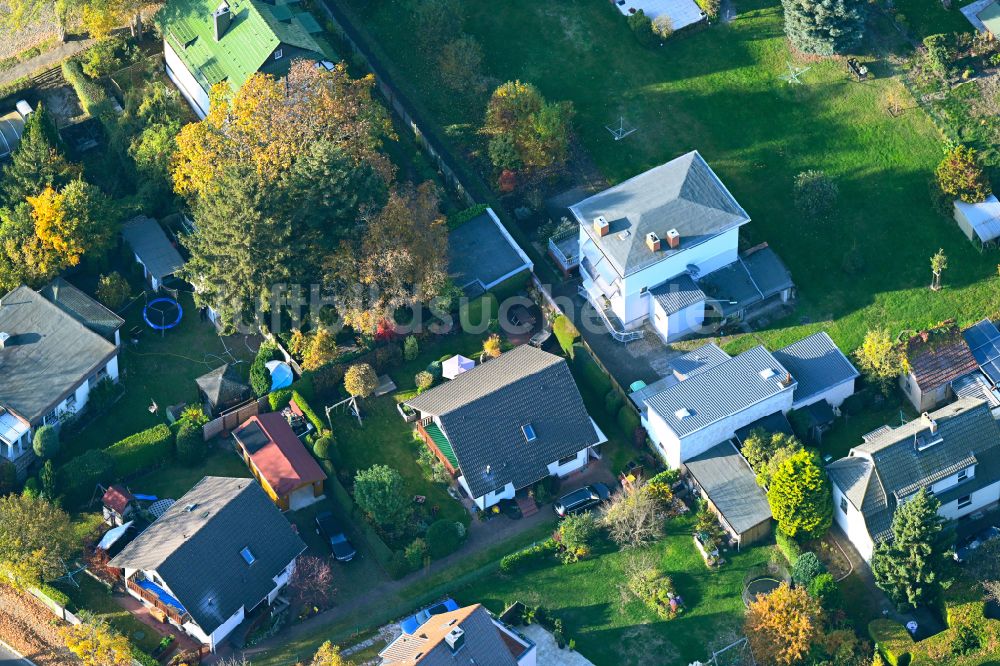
[742,577,782,606]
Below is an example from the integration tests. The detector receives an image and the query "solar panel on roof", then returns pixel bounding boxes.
[964,320,1000,354]
[236,421,270,454]
[984,360,1000,385]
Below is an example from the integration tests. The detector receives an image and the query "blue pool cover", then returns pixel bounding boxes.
[136,579,187,613]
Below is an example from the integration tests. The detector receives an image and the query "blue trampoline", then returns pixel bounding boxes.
[143,297,182,330]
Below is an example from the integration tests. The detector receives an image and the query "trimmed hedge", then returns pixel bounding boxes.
[59,449,115,507]
[447,203,489,230]
[500,539,557,573]
[869,619,914,666]
[61,59,112,117]
[131,648,159,666]
[553,315,579,359]
[106,424,175,478]
[269,388,293,411]
[426,519,465,559]
[37,583,71,609]
[293,390,325,433]
[775,528,802,565]
[616,405,639,437]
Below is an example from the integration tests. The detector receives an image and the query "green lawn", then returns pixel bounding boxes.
[332,392,470,541]
[123,447,251,499]
[454,513,773,665]
[819,394,915,460]
[59,289,256,462]
[890,0,973,41]
[334,0,1000,355]
[63,575,163,654]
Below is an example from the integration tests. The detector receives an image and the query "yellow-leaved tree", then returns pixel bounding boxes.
[745,582,822,665]
[27,180,113,271]
[60,613,132,666]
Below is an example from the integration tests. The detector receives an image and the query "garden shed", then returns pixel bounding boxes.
[953,195,1000,248]
[121,215,185,291]
[196,363,251,415]
[683,440,772,548]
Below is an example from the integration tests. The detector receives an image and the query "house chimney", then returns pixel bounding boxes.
[666,228,681,249]
[646,232,661,252]
[593,216,609,237]
[444,627,465,654]
[921,412,938,434]
[0,332,9,349]
[213,1,232,41]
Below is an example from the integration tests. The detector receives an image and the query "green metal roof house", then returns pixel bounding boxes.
[157,0,328,117]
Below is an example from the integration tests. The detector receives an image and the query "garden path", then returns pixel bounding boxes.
[0,37,94,86]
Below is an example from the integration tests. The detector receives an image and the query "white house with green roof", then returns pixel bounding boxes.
[157,0,328,117]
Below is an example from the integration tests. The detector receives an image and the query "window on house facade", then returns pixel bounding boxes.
[958,468,969,482]
[840,497,848,514]
[557,453,578,466]
[274,48,283,60]
[958,495,972,509]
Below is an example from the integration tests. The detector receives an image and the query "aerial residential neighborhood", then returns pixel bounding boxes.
[1,0,1000,663]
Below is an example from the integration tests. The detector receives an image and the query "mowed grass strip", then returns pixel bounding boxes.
[337,0,1000,352]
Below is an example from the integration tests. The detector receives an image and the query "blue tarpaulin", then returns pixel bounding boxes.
[136,579,187,613]
[132,494,158,501]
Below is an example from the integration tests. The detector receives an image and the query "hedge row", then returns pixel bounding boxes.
[293,390,325,433]
[775,528,802,565]
[0,76,30,102]
[447,203,489,230]
[499,539,557,573]
[106,424,175,478]
[61,59,112,117]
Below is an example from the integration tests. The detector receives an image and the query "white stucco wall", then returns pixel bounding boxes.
[208,606,245,651]
[832,484,875,562]
[646,389,795,468]
[164,39,210,119]
[459,476,516,511]
[545,448,589,478]
[651,297,706,343]
[617,227,739,326]
[938,479,1000,521]
[792,378,855,410]
[43,355,119,426]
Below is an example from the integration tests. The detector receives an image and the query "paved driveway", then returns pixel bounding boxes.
[0,641,33,666]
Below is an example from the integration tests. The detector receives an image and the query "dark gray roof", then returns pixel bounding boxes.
[380,604,520,665]
[742,245,794,297]
[773,332,858,404]
[828,398,1000,543]
[448,210,531,291]
[404,346,599,498]
[953,372,1000,407]
[645,346,796,439]
[0,285,118,422]
[650,274,706,316]
[734,411,794,446]
[196,364,250,410]
[697,246,793,317]
[572,151,750,277]
[686,441,771,536]
[109,477,306,635]
[40,278,124,341]
[121,215,185,281]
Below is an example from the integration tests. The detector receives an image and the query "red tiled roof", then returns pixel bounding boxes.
[102,485,133,514]
[905,325,979,391]
[235,413,327,497]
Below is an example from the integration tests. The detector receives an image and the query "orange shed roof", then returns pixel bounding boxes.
[234,413,327,497]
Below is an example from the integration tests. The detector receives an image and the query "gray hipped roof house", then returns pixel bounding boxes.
[572,150,750,278]
[110,477,306,649]
[405,346,604,505]
[827,398,1000,560]
[41,277,125,343]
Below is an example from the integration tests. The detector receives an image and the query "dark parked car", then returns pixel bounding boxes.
[400,598,459,634]
[954,525,1000,563]
[554,482,610,517]
[315,512,357,562]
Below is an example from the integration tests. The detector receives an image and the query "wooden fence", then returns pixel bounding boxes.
[202,396,270,440]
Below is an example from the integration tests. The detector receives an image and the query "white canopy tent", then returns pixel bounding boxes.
[443,355,476,380]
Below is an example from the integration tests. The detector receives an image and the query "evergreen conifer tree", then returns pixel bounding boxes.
[781,0,866,56]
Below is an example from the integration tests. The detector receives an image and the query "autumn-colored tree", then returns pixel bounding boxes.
[767,449,833,540]
[482,81,573,178]
[601,481,664,549]
[172,61,392,199]
[310,641,356,666]
[302,328,339,371]
[438,35,486,93]
[855,327,907,394]
[289,555,336,612]
[0,493,75,586]
[336,182,449,332]
[483,333,502,359]
[936,145,991,203]
[344,363,378,398]
[27,180,114,271]
[745,582,822,665]
[60,612,132,666]
[741,429,803,489]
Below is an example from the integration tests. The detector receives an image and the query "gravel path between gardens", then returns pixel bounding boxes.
[0,38,95,86]
[0,585,80,665]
